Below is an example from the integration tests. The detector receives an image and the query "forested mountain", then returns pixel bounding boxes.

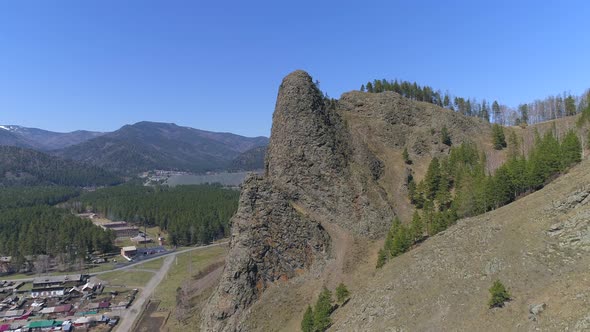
[229,146,267,171]
[0,146,122,187]
[55,121,268,174]
[0,128,32,149]
[66,184,239,245]
[0,125,104,150]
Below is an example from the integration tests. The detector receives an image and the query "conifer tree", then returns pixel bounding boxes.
[301,306,314,332]
[313,287,333,331]
[335,283,350,303]
[424,158,441,200]
[492,100,501,124]
[441,126,452,146]
[410,210,424,241]
[492,124,507,150]
[560,130,582,169]
[507,130,520,158]
[402,147,411,164]
[376,248,387,268]
[489,280,511,308]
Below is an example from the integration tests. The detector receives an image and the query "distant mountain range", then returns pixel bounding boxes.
[0,122,268,174]
[0,125,104,151]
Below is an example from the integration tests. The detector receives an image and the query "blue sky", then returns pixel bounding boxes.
[1,1,589,137]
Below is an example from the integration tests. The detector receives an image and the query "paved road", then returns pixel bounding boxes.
[3,242,228,282]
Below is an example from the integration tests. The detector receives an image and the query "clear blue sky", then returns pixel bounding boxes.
[1,1,588,137]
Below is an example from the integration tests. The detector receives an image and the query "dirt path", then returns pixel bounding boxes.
[113,242,228,332]
[185,265,224,297]
[115,255,174,332]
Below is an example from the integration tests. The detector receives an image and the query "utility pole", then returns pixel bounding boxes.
[189,225,195,277]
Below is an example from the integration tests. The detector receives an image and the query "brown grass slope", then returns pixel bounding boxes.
[200,70,586,331]
[332,156,590,331]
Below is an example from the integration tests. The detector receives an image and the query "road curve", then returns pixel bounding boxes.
[2,241,229,282]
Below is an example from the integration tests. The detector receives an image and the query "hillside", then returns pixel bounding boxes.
[199,70,588,331]
[228,146,267,171]
[55,121,268,174]
[0,125,104,150]
[0,128,32,149]
[332,156,590,331]
[0,146,121,187]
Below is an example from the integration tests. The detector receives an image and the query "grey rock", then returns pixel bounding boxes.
[530,303,546,316]
[201,70,394,331]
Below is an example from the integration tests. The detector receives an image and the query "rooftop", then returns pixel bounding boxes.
[32,274,82,285]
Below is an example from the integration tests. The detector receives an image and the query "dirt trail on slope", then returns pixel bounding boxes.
[115,255,174,332]
[240,202,381,331]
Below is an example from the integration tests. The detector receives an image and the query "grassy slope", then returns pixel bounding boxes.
[332,155,590,331]
[151,245,227,331]
[235,93,585,330]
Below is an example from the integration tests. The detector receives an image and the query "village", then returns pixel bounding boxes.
[0,273,137,331]
[0,214,174,331]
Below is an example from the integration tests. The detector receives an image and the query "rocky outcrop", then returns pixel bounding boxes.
[265,70,393,237]
[200,175,330,331]
[201,70,395,331]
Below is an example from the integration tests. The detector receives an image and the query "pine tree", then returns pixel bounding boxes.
[560,130,582,169]
[301,306,314,332]
[402,147,411,164]
[424,158,441,200]
[366,82,374,93]
[360,84,365,92]
[441,126,452,146]
[565,95,576,116]
[507,130,520,158]
[492,124,507,150]
[488,280,511,308]
[335,283,350,303]
[409,210,424,242]
[313,287,333,331]
[443,94,451,108]
[376,248,387,268]
[390,224,411,256]
[492,100,502,124]
[412,181,426,208]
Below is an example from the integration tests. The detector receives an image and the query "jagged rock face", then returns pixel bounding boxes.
[201,70,395,331]
[266,70,350,190]
[200,175,330,331]
[265,70,393,237]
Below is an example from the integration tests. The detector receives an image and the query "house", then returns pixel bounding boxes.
[0,309,24,319]
[27,319,63,331]
[97,222,140,238]
[110,226,140,238]
[31,275,86,298]
[0,257,13,274]
[120,246,137,259]
[131,234,152,244]
[97,221,127,229]
[62,320,73,332]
